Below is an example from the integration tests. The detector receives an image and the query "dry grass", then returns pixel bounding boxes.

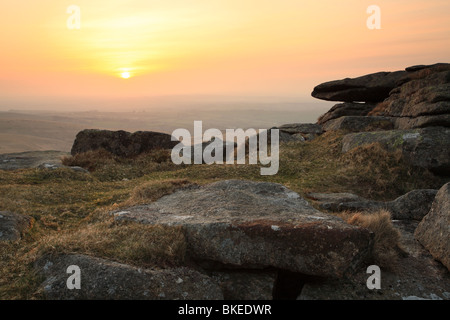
[126,179,192,206]
[339,210,402,271]
[0,217,187,299]
[34,219,187,269]
[62,149,178,181]
[61,149,116,171]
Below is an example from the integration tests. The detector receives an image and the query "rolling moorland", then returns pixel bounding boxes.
[0,64,449,300]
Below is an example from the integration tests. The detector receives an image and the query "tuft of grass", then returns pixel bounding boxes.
[339,210,402,271]
[61,149,116,171]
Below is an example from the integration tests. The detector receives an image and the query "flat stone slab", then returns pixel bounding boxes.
[0,151,69,170]
[114,180,373,277]
[35,254,223,300]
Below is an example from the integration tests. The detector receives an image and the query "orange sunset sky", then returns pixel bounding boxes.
[0,0,449,109]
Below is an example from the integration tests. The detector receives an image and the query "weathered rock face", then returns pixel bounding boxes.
[341,127,450,175]
[298,220,450,300]
[377,65,450,121]
[311,71,409,103]
[35,254,224,300]
[415,183,450,271]
[71,129,178,157]
[113,180,373,278]
[322,116,394,133]
[0,211,33,241]
[394,114,450,130]
[317,103,376,125]
[308,190,438,221]
[388,189,438,221]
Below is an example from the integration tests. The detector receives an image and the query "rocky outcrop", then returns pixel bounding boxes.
[311,71,409,103]
[71,129,178,157]
[375,65,450,125]
[35,254,224,300]
[341,127,450,175]
[298,220,450,300]
[415,183,450,271]
[313,63,450,131]
[113,180,373,278]
[0,211,33,241]
[307,189,438,221]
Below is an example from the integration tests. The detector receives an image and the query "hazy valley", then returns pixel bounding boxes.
[0,100,329,154]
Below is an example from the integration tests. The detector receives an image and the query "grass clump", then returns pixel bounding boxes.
[339,210,402,271]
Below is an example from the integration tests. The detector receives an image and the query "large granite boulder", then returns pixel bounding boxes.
[71,129,178,157]
[113,180,373,278]
[35,254,224,300]
[311,71,408,103]
[313,63,450,130]
[341,127,450,175]
[0,211,33,241]
[415,183,450,271]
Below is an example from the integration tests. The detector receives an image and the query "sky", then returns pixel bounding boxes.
[0,0,449,110]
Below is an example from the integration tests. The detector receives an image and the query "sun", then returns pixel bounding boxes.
[121,71,131,79]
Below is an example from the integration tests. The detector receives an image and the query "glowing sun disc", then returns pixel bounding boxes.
[121,72,130,79]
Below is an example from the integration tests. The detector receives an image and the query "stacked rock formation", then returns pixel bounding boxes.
[311,63,450,175]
